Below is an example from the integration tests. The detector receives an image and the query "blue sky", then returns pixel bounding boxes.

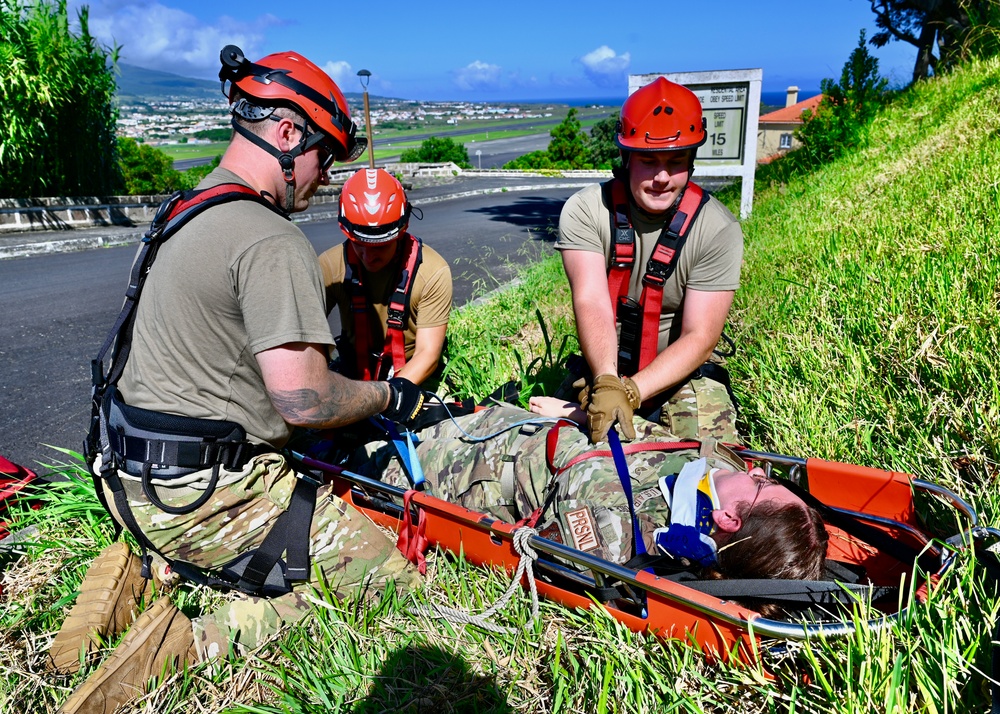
[70,0,918,101]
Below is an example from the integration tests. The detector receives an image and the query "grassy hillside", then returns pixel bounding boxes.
[3,58,999,713]
[727,56,1000,499]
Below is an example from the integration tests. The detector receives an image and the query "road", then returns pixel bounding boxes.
[0,183,590,471]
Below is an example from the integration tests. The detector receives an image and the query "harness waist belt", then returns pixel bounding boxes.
[106,390,258,478]
[107,430,259,473]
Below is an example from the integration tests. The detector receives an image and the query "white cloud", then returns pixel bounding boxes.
[70,1,276,78]
[453,60,503,91]
[579,45,631,87]
[322,61,354,88]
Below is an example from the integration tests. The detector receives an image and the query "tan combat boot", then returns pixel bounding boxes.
[47,542,153,674]
[56,595,195,714]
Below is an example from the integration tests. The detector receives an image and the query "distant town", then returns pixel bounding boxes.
[117,96,567,146]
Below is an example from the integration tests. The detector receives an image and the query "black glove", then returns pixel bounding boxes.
[382,377,425,425]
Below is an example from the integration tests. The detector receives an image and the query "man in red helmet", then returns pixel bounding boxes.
[548,77,744,445]
[51,47,425,713]
[319,168,453,390]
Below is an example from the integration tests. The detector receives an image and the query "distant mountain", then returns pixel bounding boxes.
[114,63,220,102]
[114,62,367,104]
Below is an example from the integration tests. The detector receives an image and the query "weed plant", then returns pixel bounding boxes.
[3,57,1000,713]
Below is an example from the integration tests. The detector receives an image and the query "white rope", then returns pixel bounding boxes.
[409,527,540,634]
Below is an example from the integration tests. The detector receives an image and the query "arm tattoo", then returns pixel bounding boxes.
[268,379,389,428]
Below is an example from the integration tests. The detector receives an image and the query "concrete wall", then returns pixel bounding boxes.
[0,190,340,233]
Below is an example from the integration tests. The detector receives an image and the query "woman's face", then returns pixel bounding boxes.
[712,468,803,511]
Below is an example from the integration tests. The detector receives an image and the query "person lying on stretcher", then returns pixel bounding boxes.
[362,402,829,597]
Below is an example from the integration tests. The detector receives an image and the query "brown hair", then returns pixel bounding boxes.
[710,499,829,618]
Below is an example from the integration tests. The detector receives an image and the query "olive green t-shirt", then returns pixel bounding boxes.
[119,168,335,448]
[318,238,452,364]
[557,181,743,351]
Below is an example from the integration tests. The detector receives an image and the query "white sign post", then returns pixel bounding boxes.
[628,69,762,218]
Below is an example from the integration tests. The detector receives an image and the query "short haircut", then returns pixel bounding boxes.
[230,89,309,139]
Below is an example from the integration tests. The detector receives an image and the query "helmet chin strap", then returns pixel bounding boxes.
[277,153,297,213]
[231,117,321,213]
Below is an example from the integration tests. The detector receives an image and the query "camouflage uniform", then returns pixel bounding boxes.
[364,405,746,566]
[101,452,420,660]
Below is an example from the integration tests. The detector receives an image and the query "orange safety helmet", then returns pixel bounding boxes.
[219,45,366,163]
[339,169,411,244]
[616,77,706,154]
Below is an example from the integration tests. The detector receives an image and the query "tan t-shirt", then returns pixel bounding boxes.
[120,168,335,448]
[319,237,452,369]
[557,181,743,351]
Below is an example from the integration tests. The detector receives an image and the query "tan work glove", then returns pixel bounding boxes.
[584,374,642,443]
[573,377,591,411]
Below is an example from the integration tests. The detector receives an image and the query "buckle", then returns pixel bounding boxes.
[643,270,666,287]
[295,469,323,487]
[386,306,405,329]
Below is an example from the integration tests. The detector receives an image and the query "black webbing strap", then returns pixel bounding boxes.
[237,474,320,591]
[107,430,259,472]
[675,575,896,607]
[88,185,281,462]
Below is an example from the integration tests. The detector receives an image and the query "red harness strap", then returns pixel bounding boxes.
[161,183,265,224]
[396,489,430,574]
[544,420,701,476]
[344,234,423,380]
[603,179,709,373]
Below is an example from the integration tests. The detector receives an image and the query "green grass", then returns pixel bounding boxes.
[157,141,228,161]
[4,58,1000,712]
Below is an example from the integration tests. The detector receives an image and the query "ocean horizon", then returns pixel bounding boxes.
[481,89,821,109]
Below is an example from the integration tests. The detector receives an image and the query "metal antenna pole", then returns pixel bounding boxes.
[357,69,375,168]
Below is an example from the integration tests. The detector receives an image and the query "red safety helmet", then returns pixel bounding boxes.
[339,169,411,244]
[616,77,706,154]
[219,45,366,163]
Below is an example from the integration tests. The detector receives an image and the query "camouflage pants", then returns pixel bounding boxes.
[554,360,740,444]
[102,452,420,661]
[658,375,740,445]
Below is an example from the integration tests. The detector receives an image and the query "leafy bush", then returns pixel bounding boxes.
[399,136,471,168]
[0,1,121,197]
[584,113,622,170]
[117,137,184,195]
[177,155,223,190]
[503,108,621,170]
[763,31,890,183]
[547,108,587,167]
[502,150,555,170]
[193,128,231,142]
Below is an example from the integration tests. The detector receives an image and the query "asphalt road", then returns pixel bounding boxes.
[0,183,588,471]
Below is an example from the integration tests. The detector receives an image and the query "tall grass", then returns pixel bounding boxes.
[726,56,1000,502]
[2,57,1000,713]
[0,1,121,197]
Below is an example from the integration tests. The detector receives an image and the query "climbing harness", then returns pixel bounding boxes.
[603,178,708,376]
[342,234,423,381]
[85,184,318,597]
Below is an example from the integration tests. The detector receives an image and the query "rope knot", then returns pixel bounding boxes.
[408,525,541,634]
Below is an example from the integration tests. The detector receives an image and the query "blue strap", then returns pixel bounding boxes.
[373,416,426,490]
[608,428,646,557]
